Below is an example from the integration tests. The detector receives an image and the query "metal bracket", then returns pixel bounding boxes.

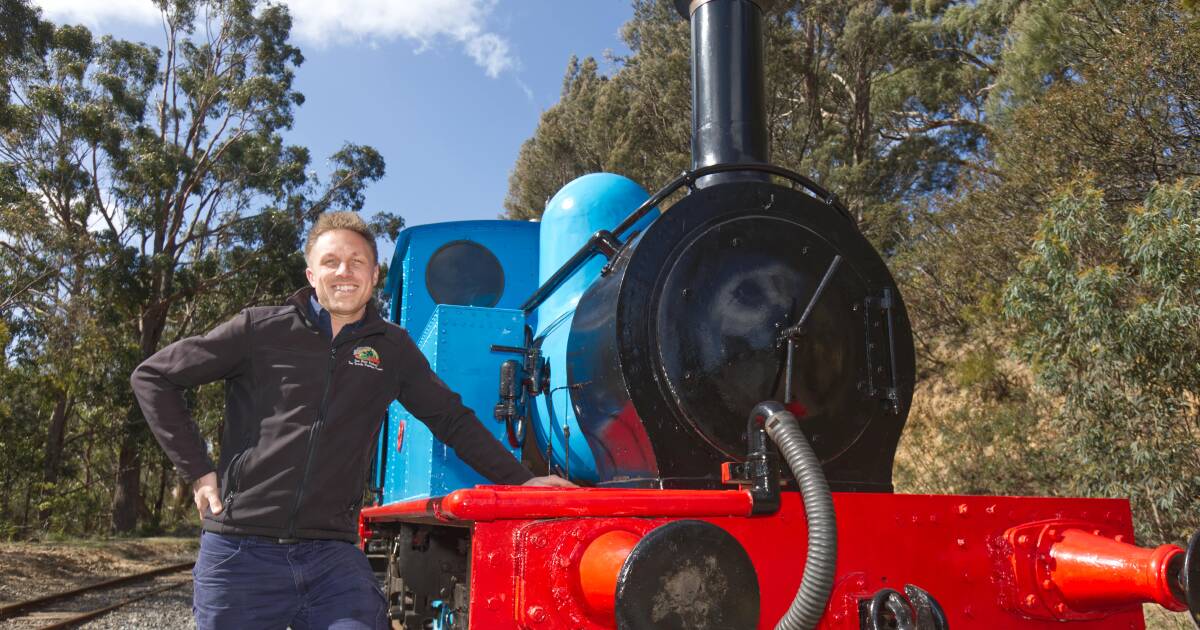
[863,288,900,414]
[860,585,949,630]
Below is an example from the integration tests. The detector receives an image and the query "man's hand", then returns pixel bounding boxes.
[192,471,223,519]
[522,475,577,488]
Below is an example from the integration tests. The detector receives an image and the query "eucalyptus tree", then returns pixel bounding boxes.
[0,0,390,533]
[505,0,1002,252]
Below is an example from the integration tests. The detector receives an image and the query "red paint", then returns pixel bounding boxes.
[576,530,640,617]
[361,485,754,523]
[363,491,1158,628]
[395,419,406,453]
[1002,522,1185,620]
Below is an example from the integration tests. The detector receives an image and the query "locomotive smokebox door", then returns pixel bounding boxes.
[614,520,759,629]
[568,180,916,490]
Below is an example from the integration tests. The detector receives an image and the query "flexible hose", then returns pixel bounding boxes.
[752,401,838,630]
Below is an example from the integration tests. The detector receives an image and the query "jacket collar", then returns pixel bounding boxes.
[285,287,387,339]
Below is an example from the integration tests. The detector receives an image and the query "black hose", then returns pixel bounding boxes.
[751,401,838,630]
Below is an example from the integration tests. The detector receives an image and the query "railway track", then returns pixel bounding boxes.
[0,561,193,629]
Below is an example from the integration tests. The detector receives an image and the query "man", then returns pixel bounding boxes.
[132,211,571,629]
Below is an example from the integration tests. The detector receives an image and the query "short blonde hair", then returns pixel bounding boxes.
[304,212,378,264]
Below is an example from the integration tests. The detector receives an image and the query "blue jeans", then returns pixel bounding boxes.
[192,531,388,630]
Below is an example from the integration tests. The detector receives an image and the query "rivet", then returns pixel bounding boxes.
[532,535,547,548]
[1047,529,1058,538]
[956,538,966,548]
[1042,579,1053,590]
[681,288,690,298]
[527,605,546,622]
[801,246,809,255]
[958,503,969,516]
[1024,594,1038,608]
[1017,534,1031,547]
[731,238,741,248]
[1114,534,1125,543]
[486,596,499,610]
[1055,603,1068,614]
[986,504,997,515]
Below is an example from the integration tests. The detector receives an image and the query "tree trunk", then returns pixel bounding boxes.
[150,456,168,531]
[111,302,169,534]
[39,391,73,526]
[111,405,145,534]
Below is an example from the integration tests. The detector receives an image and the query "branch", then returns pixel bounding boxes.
[0,269,56,312]
[931,46,997,74]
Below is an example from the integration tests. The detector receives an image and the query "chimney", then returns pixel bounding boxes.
[676,0,769,187]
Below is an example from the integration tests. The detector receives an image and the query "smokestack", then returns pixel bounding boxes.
[676,0,768,187]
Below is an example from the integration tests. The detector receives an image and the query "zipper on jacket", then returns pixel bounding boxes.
[285,344,340,539]
[222,450,249,517]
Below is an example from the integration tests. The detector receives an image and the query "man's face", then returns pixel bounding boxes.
[305,229,380,321]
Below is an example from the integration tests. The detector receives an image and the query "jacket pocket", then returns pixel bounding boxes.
[221,450,250,519]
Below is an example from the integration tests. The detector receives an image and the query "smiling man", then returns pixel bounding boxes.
[131,211,570,629]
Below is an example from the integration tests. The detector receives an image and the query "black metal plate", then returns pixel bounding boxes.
[1184,529,1200,627]
[614,520,759,630]
[568,180,914,491]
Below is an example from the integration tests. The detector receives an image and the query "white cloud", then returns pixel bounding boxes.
[33,0,160,26]
[32,0,517,78]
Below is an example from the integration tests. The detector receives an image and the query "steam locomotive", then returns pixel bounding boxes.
[359,1,1200,628]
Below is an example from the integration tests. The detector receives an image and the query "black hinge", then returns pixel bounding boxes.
[863,288,900,414]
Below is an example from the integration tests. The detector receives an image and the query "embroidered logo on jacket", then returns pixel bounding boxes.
[350,346,382,371]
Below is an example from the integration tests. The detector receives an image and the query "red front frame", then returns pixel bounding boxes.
[361,488,1146,629]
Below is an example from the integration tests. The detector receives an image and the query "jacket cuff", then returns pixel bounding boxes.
[180,461,216,485]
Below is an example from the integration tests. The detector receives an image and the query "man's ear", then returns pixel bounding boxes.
[305,266,316,287]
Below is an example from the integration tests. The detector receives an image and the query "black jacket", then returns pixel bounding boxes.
[131,288,533,542]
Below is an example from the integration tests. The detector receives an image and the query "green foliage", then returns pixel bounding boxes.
[507,0,1009,250]
[506,0,1200,555]
[896,391,1065,498]
[1006,179,1200,543]
[0,0,392,536]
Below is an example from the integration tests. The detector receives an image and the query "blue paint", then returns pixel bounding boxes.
[374,176,660,501]
[376,220,538,503]
[530,174,658,482]
[382,306,526,502]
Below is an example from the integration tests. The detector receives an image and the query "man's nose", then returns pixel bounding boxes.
[335,262,352,276]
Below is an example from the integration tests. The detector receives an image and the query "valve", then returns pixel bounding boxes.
[492,359,526,448]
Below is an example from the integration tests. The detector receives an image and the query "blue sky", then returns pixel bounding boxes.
[32,0,636,260]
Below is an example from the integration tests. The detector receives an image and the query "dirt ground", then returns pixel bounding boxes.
[0,537,197,606]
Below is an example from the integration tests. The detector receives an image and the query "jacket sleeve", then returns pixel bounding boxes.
[394,332,534,485]
[130,310,251,483]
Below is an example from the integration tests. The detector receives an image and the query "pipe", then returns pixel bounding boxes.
[680,0,769,187]
[751,400,837,630]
